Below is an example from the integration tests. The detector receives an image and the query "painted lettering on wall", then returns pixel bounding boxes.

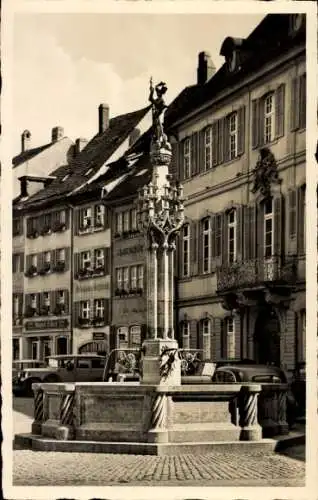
[25,319,69,331]
[117,244,144,257]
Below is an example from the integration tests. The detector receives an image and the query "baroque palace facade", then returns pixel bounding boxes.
[12,14,306,375]
[165,13,306,373]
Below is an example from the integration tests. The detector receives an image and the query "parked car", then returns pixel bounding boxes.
[212,363,298,427]
[291,362,306,416]
[12,354,106,396]
[12,359,45,379]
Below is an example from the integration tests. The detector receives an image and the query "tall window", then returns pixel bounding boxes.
[130,208,137,231]
[202,319,211,360]
[228,210,237,263]
[183,138,191,179]
[264,93,275,144]
[182,224,190,277]
[118,327,128,345]
[202,218,211,273]
[229,113,238,160]
[289,190,297,239]
[31,293,37,309]
[264,199,274,258]
[81,251,91,269]
[130,325,141,346]
[215,214,222,257]
[94,249,104,268]
[59,210,66,224]
[44,251,51,264]
[95,204,105,226]
[131,266,137,289]
[204,127,212,170]
[31,254,37,267]
[43,292,50,308]
[80,300,90,319]
[81,207,92,228]
[57,290,65,305]
[31,341,39,360]
[94,299,104,319]
[116,268,123,289]
[43,341,51,358]
[137,265,144,290]
[123,211,129,232]
[182,322,190,350]
[57,248,65,263]
[116,212,123,234]
[13,295,19,316]
[227,317,235,359]
[123,267,129,291]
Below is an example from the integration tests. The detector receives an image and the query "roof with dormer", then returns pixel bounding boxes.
[165,14,306,130]
[18,106,151,210]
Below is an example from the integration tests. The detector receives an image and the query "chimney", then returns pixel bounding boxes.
[75,137,88,155]
[99,103,109,134]
[197,51,216,85]
[21,130,31,153]
[51,126,64,143]
[129,128,141,147]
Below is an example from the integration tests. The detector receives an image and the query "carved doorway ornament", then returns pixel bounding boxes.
[251,147,281,199]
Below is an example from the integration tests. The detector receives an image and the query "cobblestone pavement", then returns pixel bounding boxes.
[13,448,305,486]
[12,397,305,486]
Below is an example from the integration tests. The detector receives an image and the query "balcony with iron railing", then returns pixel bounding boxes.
[216,255,298,294]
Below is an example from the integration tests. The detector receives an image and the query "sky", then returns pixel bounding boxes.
[13,13,265,154]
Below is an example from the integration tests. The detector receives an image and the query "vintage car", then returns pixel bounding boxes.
[12,359,45,379]
[211,363,288,384]
[12,354,106,396]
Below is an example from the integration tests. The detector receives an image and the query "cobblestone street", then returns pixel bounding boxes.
[13,397,305,487]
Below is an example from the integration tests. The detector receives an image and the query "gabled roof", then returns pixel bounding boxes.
[21,106,150,209]
[13,143,53,168]
[165,14,305,129]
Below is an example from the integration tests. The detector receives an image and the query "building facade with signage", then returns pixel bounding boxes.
[165,14,306,374]
[12,104,151,359]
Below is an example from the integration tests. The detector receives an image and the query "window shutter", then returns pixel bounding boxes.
[274,195,284,257]
[104,207,110,229]
[243,205,251,260]
[74,209,80,235]
[287,190,297,256]
[256,203,264,258]
[20,252,25,272]
[297,185,305,255]
[25,293,30,312]
[275,84,285,139]
[223,116,230,163]
[234,315,241,359]
[19,293,24,317]
[38,252,43,272]
[179,141,184,181]
[65,289,69,314]
[51,290,57,314]
[218,118,224,165]
[74,302,80,327]
[104,298,110,324]
[252,99,260,149]
[212,122,218,167]
[236,205,244,262]
[189,320,198,350]
[237,106,245,156]
[26,255,31,272]
[299,73,306,130]
[64,209,70,230]
[170,141,178,179]
[105,247,111,274]
[291,77,300,131]
[37,293,42,314]
[64,247,69,271]
[222,211,228,265]
[259,98,265,147]
[190,220,198,276]
[191,132,198,176]
[197,220,203,275]
[214,318,224,360]
[74,253,79,277]
[199,130,205,173]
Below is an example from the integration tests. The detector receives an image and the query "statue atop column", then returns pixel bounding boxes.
[148,78,171,150]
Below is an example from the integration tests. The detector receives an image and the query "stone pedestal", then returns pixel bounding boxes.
[141,338,181,386]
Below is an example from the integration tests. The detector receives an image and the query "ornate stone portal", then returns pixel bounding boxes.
[137,79,185,385]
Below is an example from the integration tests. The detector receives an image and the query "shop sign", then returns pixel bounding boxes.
[25,319,69,331]
[75,281,110,293]
[93,332,106,341]
[117,244,144,257]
